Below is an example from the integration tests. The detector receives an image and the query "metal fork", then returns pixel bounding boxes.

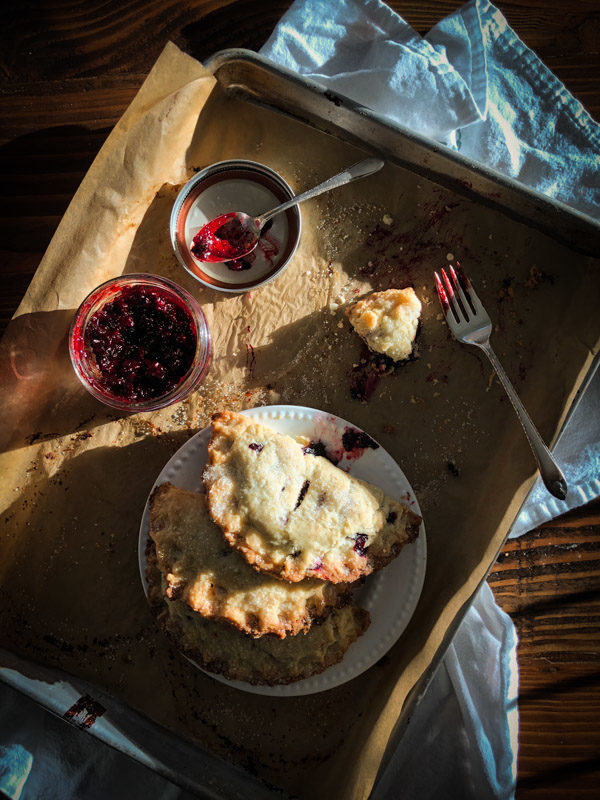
[434,264,568,500]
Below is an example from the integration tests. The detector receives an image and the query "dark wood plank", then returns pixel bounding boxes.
[490,500,600,797]
[1,1,598,118]
[0,0,294,82]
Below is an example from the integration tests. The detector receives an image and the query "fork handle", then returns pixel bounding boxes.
[479,342,568,501]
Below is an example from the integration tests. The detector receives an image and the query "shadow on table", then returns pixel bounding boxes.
[0,309,97,453]
[518,665,600,705]
[0,124,115,337]
[0,124,113,239]
[0,433,191,626]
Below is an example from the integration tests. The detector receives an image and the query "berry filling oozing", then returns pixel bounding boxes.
[85,284,197,402]
[352,533,369,557]
[302,441,328,458]
[294,480,310,510]
[342,428,379,452]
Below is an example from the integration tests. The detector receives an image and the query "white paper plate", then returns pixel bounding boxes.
[139,405,426,696]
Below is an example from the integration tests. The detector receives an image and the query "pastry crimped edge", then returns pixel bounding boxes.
[203,411,422,584]
[148,481,353,638]
[145,542,370,686]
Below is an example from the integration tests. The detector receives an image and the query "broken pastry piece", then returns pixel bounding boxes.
[146,545,370,686]
[346,287,422,362]
[149,482,351,638]
[203,411,421,584]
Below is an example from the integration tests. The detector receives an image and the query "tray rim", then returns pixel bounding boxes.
[204,47,600,257]
[2,43,599,800]
[203,45,600,790]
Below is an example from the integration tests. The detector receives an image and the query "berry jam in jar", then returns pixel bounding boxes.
[69,275,211,411]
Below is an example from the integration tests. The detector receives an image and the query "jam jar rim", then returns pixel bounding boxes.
[69,273,211,412]
[170,159,302,293]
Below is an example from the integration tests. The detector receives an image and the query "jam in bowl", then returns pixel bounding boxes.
[170,159,301,292]
[69,274,211,411]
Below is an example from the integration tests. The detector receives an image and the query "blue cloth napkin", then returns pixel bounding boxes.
[0,745,32,800]
[262,0,600,219]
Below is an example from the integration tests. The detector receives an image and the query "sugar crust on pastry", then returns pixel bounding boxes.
[149,482,351,638]
[346,287,422,362]
[203,412,422,583]
[146,545,370,686]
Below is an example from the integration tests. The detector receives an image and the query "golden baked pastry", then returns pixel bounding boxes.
[146,544,370,686]
[203,412,421,583]
[149,482,351,638]
[346,287,422,362]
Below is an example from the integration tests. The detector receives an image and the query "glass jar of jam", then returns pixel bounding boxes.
[69,274,211,411]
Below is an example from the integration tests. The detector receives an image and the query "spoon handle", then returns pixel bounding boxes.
[257,157,384,226]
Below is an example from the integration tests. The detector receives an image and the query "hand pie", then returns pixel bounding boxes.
[146,545,370,685]
[149,482,351,638]
[203,412,421,583]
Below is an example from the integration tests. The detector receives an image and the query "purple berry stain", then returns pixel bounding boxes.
[248,442,263,453]
[340,427,380,461]
[302,440,340,465]
[342,428,379,452]
[353,533,369,557]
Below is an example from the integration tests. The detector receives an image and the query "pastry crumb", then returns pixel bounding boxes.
[346,288,421,363]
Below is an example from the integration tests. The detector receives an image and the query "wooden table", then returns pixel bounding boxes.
[1,2,599,797]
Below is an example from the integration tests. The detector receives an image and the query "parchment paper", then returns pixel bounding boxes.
[1,43,599,800]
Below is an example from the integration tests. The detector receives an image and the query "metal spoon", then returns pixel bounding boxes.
[190,157,385,263]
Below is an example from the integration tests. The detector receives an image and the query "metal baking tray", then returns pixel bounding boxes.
[2,48,599,800]
[205,49,600,258]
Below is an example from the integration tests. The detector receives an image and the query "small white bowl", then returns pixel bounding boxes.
[170,160,301,292]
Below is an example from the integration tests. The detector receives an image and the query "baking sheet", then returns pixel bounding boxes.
[206,49,600,259]
[0,42,599,800]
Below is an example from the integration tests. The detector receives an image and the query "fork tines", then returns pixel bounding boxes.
[435,263,476,322]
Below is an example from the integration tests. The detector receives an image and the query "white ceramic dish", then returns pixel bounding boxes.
[139,405,426,696]
[170,160,301,292]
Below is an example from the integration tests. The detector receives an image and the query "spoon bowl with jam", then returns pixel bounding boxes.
[191,157,384,264]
